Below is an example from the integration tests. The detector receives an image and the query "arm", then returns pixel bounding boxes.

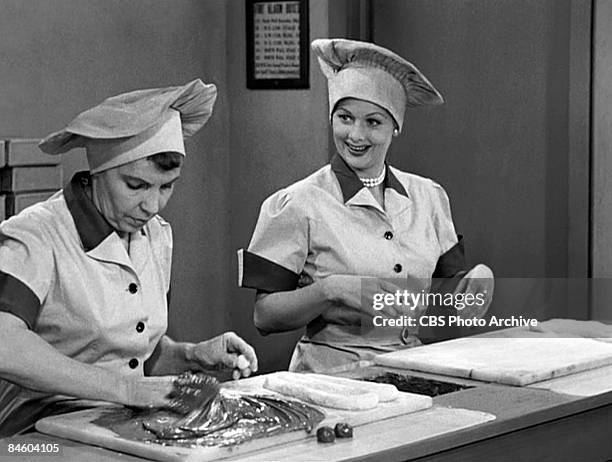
[254,281,333,333]
[254,275,405,333]
[144,335,192,376]
[0,312,172,407]
[145,332,259,380]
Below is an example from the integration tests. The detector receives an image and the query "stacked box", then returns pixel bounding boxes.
[0,165,63,192]
[1,139,61,167]
[0,139,63,220]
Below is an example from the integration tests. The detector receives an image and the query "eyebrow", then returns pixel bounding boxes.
[336,108,388,119]
[123,175,180,187]
[123,175,149,185]
[365,111,389,119]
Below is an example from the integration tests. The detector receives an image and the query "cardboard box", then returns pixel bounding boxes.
[3,139,61,167]
[0,165,63,193]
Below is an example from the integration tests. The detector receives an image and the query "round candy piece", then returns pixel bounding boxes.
[316,426,336,443]
[334,422,353,438]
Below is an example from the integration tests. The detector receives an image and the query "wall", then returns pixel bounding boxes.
[591,0,612,322]
[372,0,591,323]
[0,0,232,342]
[226,0,332,372]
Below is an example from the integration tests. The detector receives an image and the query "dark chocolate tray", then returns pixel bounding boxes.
[362,372,474,397]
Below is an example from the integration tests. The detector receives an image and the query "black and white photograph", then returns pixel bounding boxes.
[0,0,611,461]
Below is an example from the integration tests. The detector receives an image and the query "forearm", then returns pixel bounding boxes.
[254,279,335,333]
[0,318,126,404]
[144,335,195,376]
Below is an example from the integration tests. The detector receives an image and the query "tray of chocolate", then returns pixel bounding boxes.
[363,372,474,397]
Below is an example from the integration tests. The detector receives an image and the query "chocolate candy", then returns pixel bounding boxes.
[316,426,336,443]
[334,422,353,438]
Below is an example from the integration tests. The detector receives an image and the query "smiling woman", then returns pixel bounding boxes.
[332,98,395,179]
[238,39,494,373]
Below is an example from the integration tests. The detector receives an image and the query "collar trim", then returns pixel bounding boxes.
[330,154,409,202]
[64,171,114,251]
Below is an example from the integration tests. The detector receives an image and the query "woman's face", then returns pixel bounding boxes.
[332,98,396,177]
[92,157,181,234]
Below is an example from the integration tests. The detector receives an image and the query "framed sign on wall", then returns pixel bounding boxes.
[246,0,309,89]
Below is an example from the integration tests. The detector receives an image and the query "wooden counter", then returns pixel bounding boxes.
[1,365,611,462]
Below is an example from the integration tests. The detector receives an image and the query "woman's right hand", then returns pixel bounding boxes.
[123,376,175,408]
[321,274,409,319]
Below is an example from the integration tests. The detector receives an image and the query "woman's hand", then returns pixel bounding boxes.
[321,275,412,319]
[186,332,258,380]
[452,264,494,319]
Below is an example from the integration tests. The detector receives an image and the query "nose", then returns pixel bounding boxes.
[141,191,161,216]
[347,121,366,142]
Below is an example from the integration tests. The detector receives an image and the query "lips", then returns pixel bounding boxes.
[345,142,370,155]
[130,217,149,226]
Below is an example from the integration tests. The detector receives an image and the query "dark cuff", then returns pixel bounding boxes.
[420,273,464,344]
[0,271,41,329]
[238,250,299,292]
[433,234,466,278]
[423,238,467,344]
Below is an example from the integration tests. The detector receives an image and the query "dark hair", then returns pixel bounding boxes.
[147,151,183,171]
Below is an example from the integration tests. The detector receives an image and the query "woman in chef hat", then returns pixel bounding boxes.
[0,79,257,436]
[239,39,494,373]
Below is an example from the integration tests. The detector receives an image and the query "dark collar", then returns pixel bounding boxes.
[330,154,409,203]
[64,171,114,251]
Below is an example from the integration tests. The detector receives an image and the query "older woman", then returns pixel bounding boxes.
[0,80,257,436]
[239,39,493,373]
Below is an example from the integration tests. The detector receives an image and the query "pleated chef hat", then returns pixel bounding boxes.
[311,39,443,131]
[39,79,217,173]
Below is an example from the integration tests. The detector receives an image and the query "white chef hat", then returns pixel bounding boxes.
[311,38,443,131]
[39,79,217,173]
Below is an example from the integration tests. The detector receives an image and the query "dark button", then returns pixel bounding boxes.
[128,358,139,369]
[384,231,394,240]
[128,283,138,294]
[136,321,145,333]
[394,264,403,273]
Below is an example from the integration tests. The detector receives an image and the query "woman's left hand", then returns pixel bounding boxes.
[187,332,258,380]
[453,264,494,319]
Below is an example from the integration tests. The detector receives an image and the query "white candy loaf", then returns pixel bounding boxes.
[302,373,399,402]
[263,372,379,410]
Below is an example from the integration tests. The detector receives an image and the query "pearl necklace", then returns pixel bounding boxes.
[359,166,386,188]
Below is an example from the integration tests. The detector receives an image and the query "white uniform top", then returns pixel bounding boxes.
[0,172,172,435]
[239,155,462,372]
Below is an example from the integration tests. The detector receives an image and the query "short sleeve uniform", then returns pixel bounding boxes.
[0,172,172,435]
[240,155,463,372]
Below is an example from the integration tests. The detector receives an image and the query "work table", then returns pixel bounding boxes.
[1,364,611,462]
